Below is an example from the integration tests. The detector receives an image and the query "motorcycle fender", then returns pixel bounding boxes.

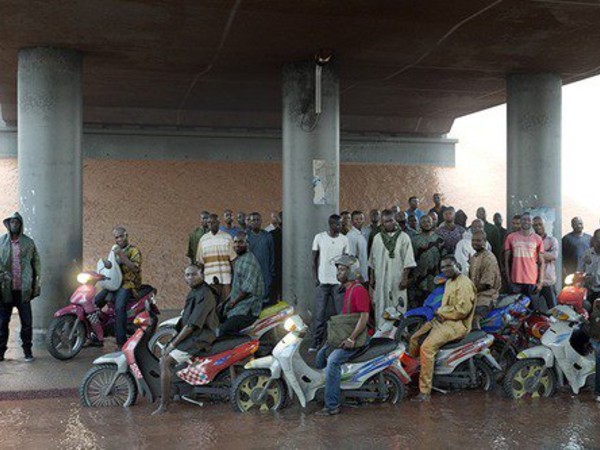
[517,346,554,368]
[93,351,128,373]
[244,355,281,377]
[158,317,179,329]
[390,359,411,384]
[54,304,86,321]
[481,348,503,371]
[404,307,434,321]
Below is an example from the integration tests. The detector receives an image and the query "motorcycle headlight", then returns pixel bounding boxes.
[77,273,92,284]
[565,274,575,286]
[284,315,305,332]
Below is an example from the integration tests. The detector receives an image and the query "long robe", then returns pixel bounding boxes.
[369,231,416,324]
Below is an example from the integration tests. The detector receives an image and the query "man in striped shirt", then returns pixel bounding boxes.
[196,214,237,303]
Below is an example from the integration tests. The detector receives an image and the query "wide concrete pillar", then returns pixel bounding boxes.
[18,47,83,332]
[282,62,339,314]
[507,73,562,281]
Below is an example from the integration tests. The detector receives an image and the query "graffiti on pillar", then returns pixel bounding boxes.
[312,159,336,205]
[510,194,540,214]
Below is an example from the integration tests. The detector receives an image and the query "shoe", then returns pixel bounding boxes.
[24,354,34,362]
[412,393,431,402]
[315,406,341,416]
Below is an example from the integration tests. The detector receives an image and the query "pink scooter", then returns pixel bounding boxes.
[46,271,158,360]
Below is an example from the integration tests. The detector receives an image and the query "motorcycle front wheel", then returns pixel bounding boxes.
[46,315,86,360]
[80,364,138,407]
[230,369,287,412]
[503,359,556,399]
[148,326,177,358]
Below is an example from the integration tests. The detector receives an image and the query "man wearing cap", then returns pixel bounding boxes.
[315,254,371,416]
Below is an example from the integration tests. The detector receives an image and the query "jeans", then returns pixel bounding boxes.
[591,339,600,397]
[95,288,131,347]
[219,314,257,337]
[316,344,359,410]
[312,284,344,348]
[0,291,32,356]
[539,285,557,311]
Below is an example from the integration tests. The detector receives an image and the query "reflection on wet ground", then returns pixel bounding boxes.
[2,390,600,449]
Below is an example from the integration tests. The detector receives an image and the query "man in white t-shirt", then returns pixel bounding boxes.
[310,214,349,352]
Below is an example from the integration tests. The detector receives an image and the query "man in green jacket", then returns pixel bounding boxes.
[0,212,41,362]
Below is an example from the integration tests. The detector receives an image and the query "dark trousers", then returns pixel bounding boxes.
[312,284,344,348]
[591,339,600,397]
[95,288,131,347]
[0,291,32,356]
[539,285,557,311]
[219,314,257,337]
[510,283,543,310]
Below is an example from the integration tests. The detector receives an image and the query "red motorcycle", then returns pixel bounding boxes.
[46,271,158,360]
[558,272,589,319]
[79,299,260,407]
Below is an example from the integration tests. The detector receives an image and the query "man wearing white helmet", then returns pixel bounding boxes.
[315,254,371,416]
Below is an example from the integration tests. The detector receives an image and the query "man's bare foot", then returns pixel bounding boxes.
[151,404,168,415]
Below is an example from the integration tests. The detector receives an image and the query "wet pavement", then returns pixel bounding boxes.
[1,391,600,449]
[2,314,600,449]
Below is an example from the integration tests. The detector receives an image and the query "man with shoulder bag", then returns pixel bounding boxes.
[315,254,371,416]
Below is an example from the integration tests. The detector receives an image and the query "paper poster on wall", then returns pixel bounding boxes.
[312,159,336,205]
[527,207,556,237]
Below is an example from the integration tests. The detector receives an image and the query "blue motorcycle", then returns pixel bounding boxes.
[404,274,531,338]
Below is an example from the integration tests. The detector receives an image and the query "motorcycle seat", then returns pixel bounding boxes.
[349,338,398,363]
[440,330,487,350]
[136,285,155,298]
[208,336,254,354]
[494,294,523,309]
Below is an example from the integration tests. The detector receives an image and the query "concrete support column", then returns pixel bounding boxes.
[282,62,339,314]
[18,47,83,332]
[507,73,562,282]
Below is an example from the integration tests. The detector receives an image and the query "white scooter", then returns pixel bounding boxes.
[229,313,410,412]
[503,305,596,399]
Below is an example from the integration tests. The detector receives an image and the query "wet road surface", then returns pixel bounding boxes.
[2,390,600,449]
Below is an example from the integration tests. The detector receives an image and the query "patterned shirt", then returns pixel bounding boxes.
[118,245,142,290]
[227,251,265,318]
[436,224,466,255]
[197,230,237,285]
[10,238,21,290]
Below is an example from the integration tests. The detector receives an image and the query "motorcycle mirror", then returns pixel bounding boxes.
[397,298,405,308]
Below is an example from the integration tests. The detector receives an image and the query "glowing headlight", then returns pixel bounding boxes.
[284,315,305,332]
[77,273,92,284]
[565,274,574,286]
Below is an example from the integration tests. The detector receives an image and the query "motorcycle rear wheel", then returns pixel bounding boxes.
[230,369,287,413]
[46,315,86,360]
[80,364,138,407]
[362,370,406,404]
[455,358,495,391]
[148,326,177,358]
[503,359,556,399]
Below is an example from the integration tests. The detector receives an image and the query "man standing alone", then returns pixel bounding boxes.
[562,217,592,279]
[247,212,275,302]
[0,212,41,362]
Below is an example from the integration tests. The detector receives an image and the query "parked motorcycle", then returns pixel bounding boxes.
[503,305,596,399]
[403,274,446,338]
[230,314,410,412]
[148,301,295,358]
[558,272,589,319]
[46,271,158,360]
[79,299,261,407]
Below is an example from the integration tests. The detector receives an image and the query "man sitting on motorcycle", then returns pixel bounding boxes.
[95,227,142,349]
[219,231,264,336]
[409,255,477,402]
[469,230,501,328]
[152,264,219,415]
[315,254,370,416]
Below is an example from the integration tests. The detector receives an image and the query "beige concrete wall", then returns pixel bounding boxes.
[0,157,594,309]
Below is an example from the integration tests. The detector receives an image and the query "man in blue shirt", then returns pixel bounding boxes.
[247,212,275,303]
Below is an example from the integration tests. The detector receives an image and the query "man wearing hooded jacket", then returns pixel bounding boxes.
[0,212,41,362]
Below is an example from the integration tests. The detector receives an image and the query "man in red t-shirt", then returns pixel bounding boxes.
[315,254,370,416]
[504,213,545,299]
